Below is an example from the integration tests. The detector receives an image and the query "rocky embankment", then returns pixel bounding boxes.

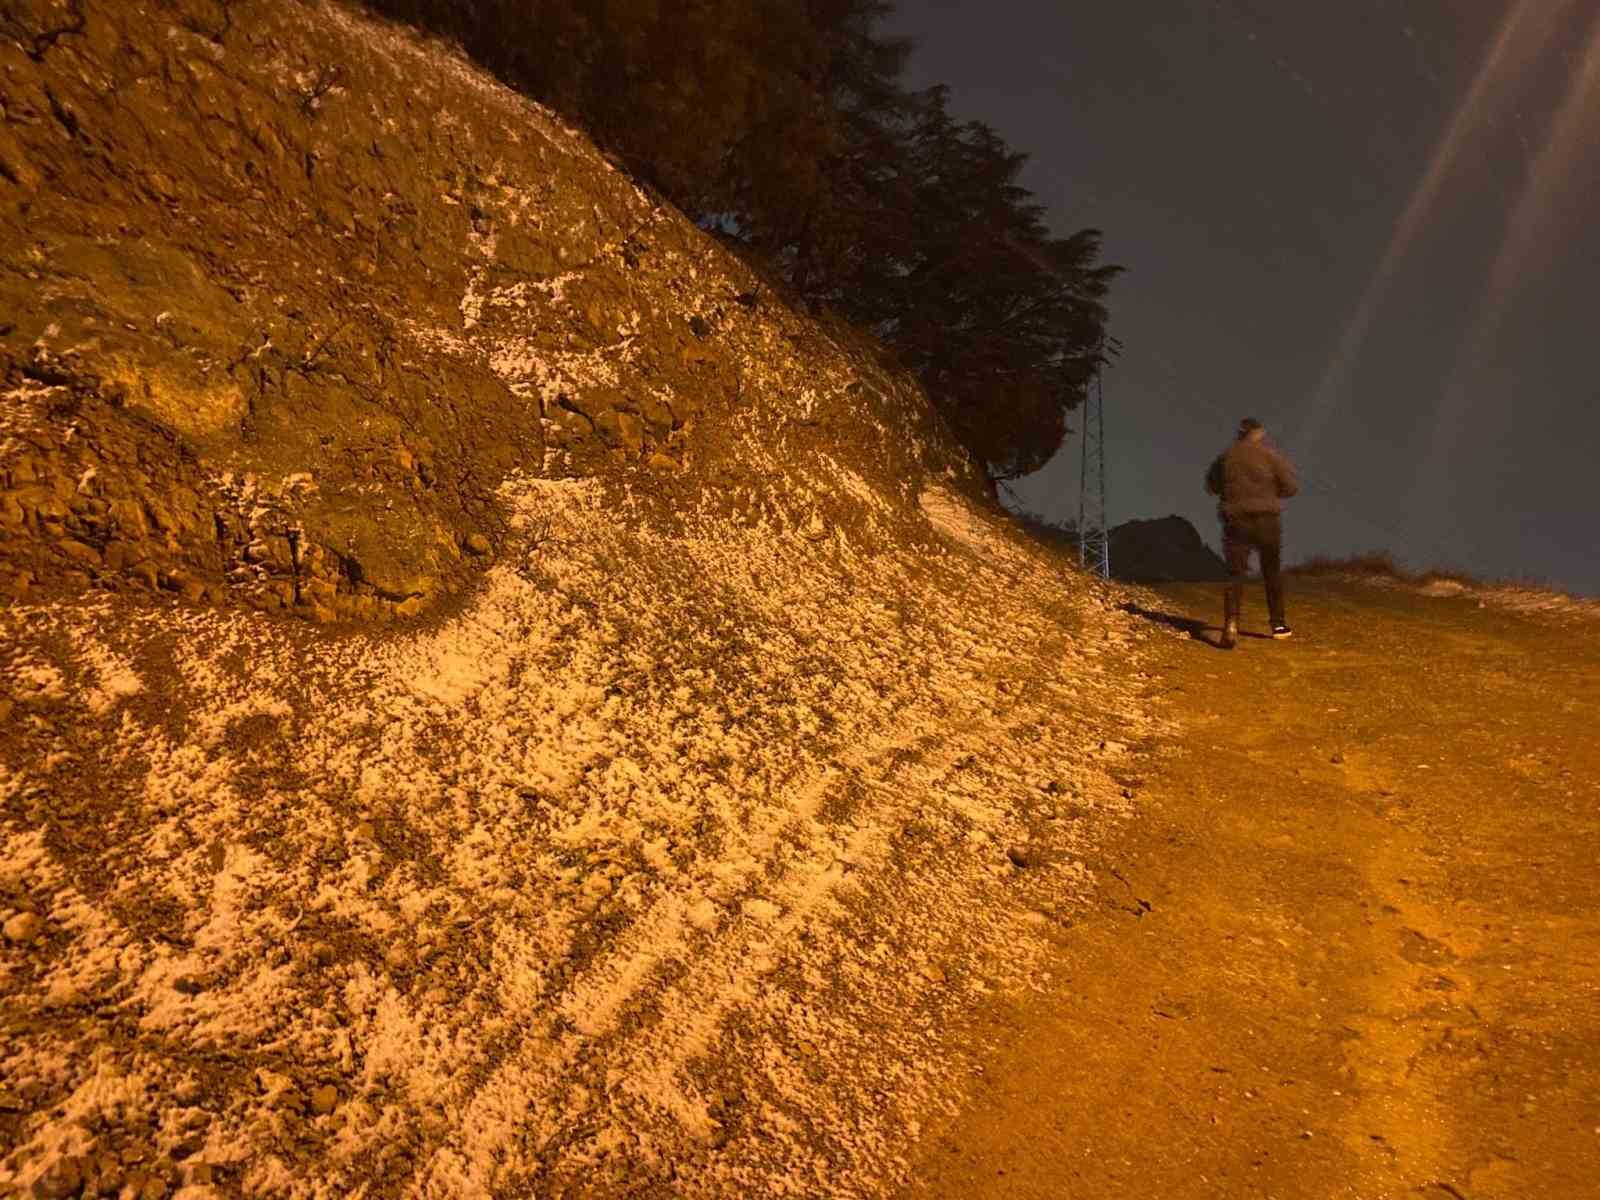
[2,4,1158,1198]
[1108,515,1227,585]
[1,0,971,621]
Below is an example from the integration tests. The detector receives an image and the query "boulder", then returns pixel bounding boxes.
[1109,515,1229,584]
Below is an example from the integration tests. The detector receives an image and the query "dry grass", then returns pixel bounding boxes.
[1294,552,1489,589]
[1292,552,1598,620]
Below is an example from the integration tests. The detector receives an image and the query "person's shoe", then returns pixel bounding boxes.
[1220,619,1238,650]
[1272,624,1294,640]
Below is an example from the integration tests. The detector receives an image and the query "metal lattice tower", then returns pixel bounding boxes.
[1078,363,1110,579]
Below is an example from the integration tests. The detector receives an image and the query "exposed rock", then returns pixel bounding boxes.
[30,1156,83,1200]
[1109,515,1229,584]
[594,409,646,454]
[186,1162,218,1185]
[0,0,988,629]
[3,911,45,945]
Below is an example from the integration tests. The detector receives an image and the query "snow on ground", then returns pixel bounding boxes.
[1319,571,1600,624]
[0,7,1162,1197]
[0,475,1157,1198]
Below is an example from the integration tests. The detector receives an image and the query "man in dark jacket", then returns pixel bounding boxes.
[1205,418,1299,649]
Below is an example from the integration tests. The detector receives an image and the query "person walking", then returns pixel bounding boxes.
[1205,418,1298,649]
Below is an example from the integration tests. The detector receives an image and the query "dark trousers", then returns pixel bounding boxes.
[1222,512,1285,627]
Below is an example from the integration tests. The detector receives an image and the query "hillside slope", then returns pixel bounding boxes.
[1,4,1156,1198]
[1,0,981,618]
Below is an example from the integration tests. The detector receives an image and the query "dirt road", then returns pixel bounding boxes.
[904,577,1600,1199]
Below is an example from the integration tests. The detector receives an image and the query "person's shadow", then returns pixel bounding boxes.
[1119,602,1271,650]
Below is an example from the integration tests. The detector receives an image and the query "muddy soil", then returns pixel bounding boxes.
[903,577,1600,1199]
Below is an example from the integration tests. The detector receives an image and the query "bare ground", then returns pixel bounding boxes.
[903,576,1600,1199]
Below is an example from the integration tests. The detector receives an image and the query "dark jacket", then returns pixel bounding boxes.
[1205,438,1299,519]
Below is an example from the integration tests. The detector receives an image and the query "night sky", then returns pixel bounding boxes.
[886,1,1600,594]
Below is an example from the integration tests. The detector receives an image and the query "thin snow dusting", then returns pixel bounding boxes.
[1324,570,1600,624]
[0,474,1157,1197]
[0,6,1164,1196]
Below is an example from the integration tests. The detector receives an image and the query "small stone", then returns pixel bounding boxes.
[57,538,102,566]
[1006,846,1031,869]
[604,410,646,453]
[91,1152,123,1191]
[30,1156,83,1200]
[172,976,203,996]
[1330,753,1346,765]
[4,912,45,945]
[464,533,491,556]
[187,1162,217,1185]
[310,1084,339,1115]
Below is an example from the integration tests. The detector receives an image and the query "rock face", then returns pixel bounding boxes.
[1109,515,1229,584]
[0,0,982,620]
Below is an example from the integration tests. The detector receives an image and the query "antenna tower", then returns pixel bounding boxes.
[1078,355,1110,579]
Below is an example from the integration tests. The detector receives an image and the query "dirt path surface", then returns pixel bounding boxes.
[904,577,1600,1199]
